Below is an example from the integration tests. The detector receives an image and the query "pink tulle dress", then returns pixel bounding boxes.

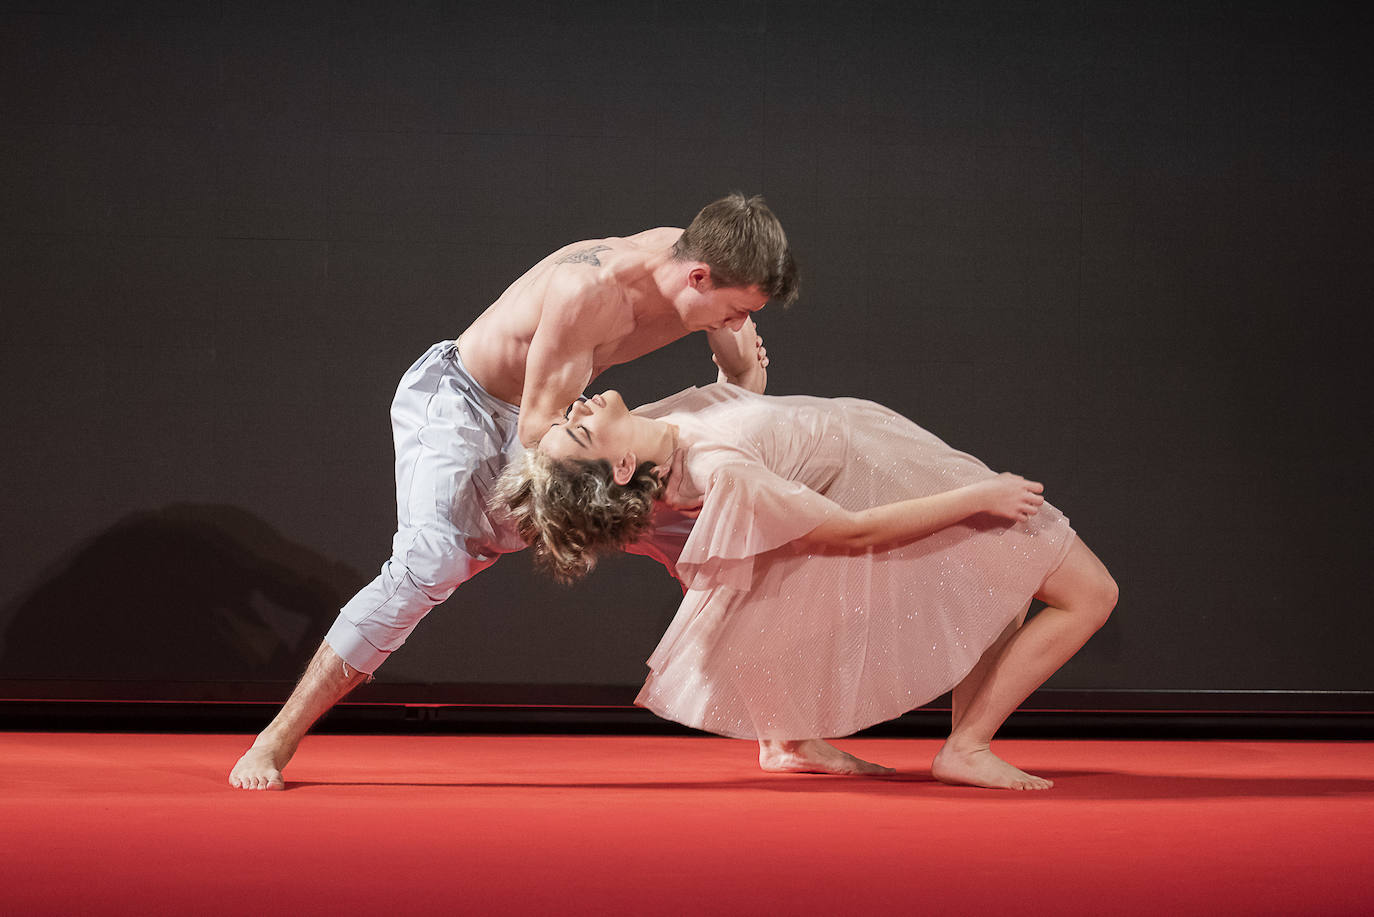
[630,384,1076,740]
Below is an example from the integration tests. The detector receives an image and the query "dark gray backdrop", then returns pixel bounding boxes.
[2,1,1370,697]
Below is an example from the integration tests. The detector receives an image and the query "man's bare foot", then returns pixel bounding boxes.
[758,739,896,776]
[229,745,287,790]
[931,739,1053,790]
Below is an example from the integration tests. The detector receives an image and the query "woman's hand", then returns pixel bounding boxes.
[973,473,1045,523]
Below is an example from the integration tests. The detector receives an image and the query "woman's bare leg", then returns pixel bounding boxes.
[951,608,1027,731]
[754,602,1027,777]
[932,538,1118,790]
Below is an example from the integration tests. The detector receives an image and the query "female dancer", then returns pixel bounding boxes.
[494,385,1118,789]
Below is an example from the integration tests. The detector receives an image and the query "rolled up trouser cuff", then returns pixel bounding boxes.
[326,614,390,675]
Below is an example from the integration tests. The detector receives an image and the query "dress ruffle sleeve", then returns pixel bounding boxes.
[673,462,842,593]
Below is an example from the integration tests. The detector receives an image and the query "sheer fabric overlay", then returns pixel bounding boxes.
[632,384,1076,740]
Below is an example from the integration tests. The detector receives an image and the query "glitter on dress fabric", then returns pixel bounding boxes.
[630,383,1076,741]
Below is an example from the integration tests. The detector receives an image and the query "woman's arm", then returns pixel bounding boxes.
[797,473,1045,550]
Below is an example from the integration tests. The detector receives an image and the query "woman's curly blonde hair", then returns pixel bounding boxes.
[490,450,665,584]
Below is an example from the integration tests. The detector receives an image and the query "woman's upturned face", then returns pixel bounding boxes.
[538,390,637,463]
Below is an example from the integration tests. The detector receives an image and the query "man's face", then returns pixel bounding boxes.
[683,275,769,333]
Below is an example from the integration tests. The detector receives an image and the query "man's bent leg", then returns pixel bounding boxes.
[229,640,369,790]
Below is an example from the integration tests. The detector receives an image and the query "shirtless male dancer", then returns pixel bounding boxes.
[230,194,888,790]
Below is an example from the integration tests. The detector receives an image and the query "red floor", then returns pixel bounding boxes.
[1,733,1371,916]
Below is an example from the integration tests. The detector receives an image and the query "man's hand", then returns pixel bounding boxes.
[708,318,769,393]
[651,447,703,515]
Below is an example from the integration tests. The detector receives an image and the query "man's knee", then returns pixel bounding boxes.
[397,557,473,603]
[395,535,490,602]
[403,568,460,605]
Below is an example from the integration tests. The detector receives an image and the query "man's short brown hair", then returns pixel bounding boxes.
[672,193,799,306]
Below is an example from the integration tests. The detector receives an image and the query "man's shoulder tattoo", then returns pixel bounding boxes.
[555,244,612,266]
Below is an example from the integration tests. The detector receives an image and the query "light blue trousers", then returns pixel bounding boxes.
[326,341,527,673]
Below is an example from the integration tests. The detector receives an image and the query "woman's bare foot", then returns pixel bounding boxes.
[229,745,288,790]
[931,739,1053,790]
[758,739,896,776]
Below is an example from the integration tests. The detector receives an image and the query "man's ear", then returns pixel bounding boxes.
[687,265,711,291]
[612,452,638,486]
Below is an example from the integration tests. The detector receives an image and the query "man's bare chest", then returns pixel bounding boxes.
[590,320,687,377]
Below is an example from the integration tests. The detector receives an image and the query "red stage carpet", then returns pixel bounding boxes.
[1,733,1371,915]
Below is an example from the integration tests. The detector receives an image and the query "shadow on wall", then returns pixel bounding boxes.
[0,505,363,681]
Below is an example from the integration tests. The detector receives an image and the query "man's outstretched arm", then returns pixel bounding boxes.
[228,640,369,790]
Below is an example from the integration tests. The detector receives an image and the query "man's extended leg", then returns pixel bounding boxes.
[227,539,491,791]
[227,544,485,791]
[229,341,522,790]
[229,641,368,790]
[932,538,1118,790]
